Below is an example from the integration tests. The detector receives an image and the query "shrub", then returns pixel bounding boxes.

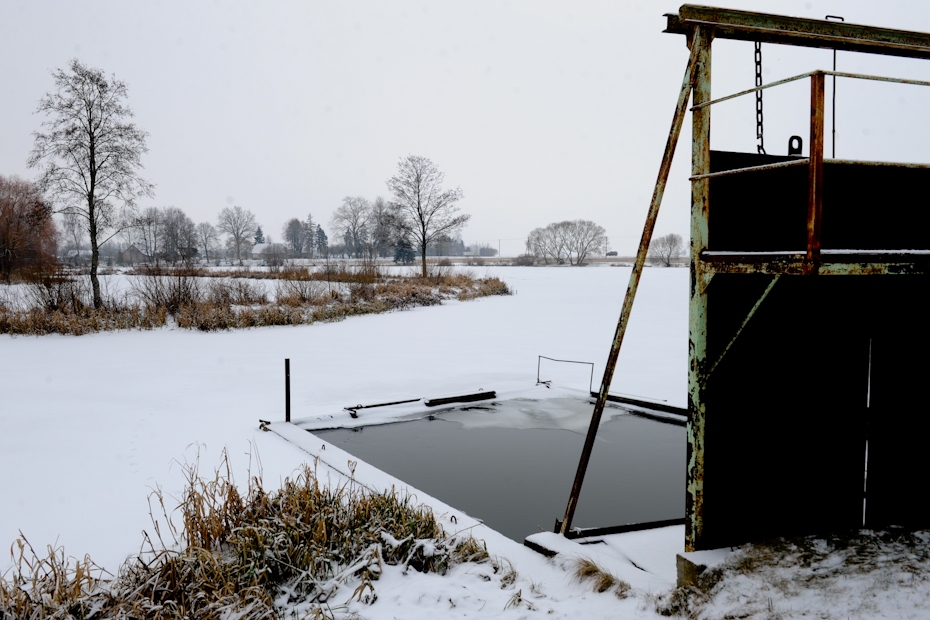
[0,454,490,619]
[2,265,510,335]
[130,273,204,313]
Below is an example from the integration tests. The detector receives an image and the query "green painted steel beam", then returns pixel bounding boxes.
[700,255,930,276]
[686,25,712,553]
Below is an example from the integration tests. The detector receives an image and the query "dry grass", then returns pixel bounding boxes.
[571,558,632,598]
[0,453,490,619]
[1,267,510,336]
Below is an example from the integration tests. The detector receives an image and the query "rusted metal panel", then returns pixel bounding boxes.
[557,27,702,537]
[702,275,780,386]
[686,25,712,553]
[706,153,930,254]
[701,276,870,548]
[806,72,825,267]
[865,289,930,529]
[665,5,930,60]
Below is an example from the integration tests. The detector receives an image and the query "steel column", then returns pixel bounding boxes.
[807,72,826,267]
[686,25,713,553]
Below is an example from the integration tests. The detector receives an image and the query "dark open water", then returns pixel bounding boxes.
[313,410,685,541]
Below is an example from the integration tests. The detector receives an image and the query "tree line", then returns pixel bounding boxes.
[4,57,686,292]
[7,59,472,305]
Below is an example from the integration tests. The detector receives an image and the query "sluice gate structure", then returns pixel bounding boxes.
[558,5,930,552]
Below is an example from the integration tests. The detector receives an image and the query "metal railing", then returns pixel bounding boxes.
[688,69,930,266]
[536,356,594,393]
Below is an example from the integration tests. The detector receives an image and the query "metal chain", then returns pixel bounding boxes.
[755,41,766,154]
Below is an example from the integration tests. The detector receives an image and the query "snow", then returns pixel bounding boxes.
[0,265,681,608]
[4,264,929,619]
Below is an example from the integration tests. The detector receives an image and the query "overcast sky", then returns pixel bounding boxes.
[3,1,930,255]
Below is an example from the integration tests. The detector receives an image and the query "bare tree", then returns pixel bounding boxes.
[648,233,685,267]
[282,218,305,257]
[526,220,608,265]
[62,211,86,256]
[136,206,161,264]
[330,197,371,258]
[369,196,404,258]
[261,242,288,269]
[217,205,257,265]
[386,155,468,277]
[527,222,574,265]
[28,59,154,308]
[196,222,219,264]
[566,219,609,265]
[160,206,196,264]
[0,175,57,280]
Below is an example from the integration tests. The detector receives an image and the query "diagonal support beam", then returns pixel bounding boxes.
[557,37,702,536]
[702,275,782,387]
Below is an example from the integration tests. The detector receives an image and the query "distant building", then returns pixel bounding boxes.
[250,243,270,259]
[64,249,93,265]
[120,244,150,265]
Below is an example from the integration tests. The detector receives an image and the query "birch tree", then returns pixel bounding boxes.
[28,59,154,308]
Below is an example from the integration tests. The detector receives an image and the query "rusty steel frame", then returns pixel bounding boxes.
[555,32,702,537]
[669,5,930,552]
[701,255,930,276]
[687,24,713,552]
[692,70,930,113]
[554,4,930,550]
[806,72,826,267]
[666,5,930,59]
[690,158,808,181]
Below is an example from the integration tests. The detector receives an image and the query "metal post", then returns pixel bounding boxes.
[686,25,713,552]
[807,72,826,267]
[285,358,291,423]
[832,50,837,158]
[557,35,702,536]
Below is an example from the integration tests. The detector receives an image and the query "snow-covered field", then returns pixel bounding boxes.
[5,264,928,619]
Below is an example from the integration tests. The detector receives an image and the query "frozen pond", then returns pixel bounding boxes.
[312,398,686,541]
